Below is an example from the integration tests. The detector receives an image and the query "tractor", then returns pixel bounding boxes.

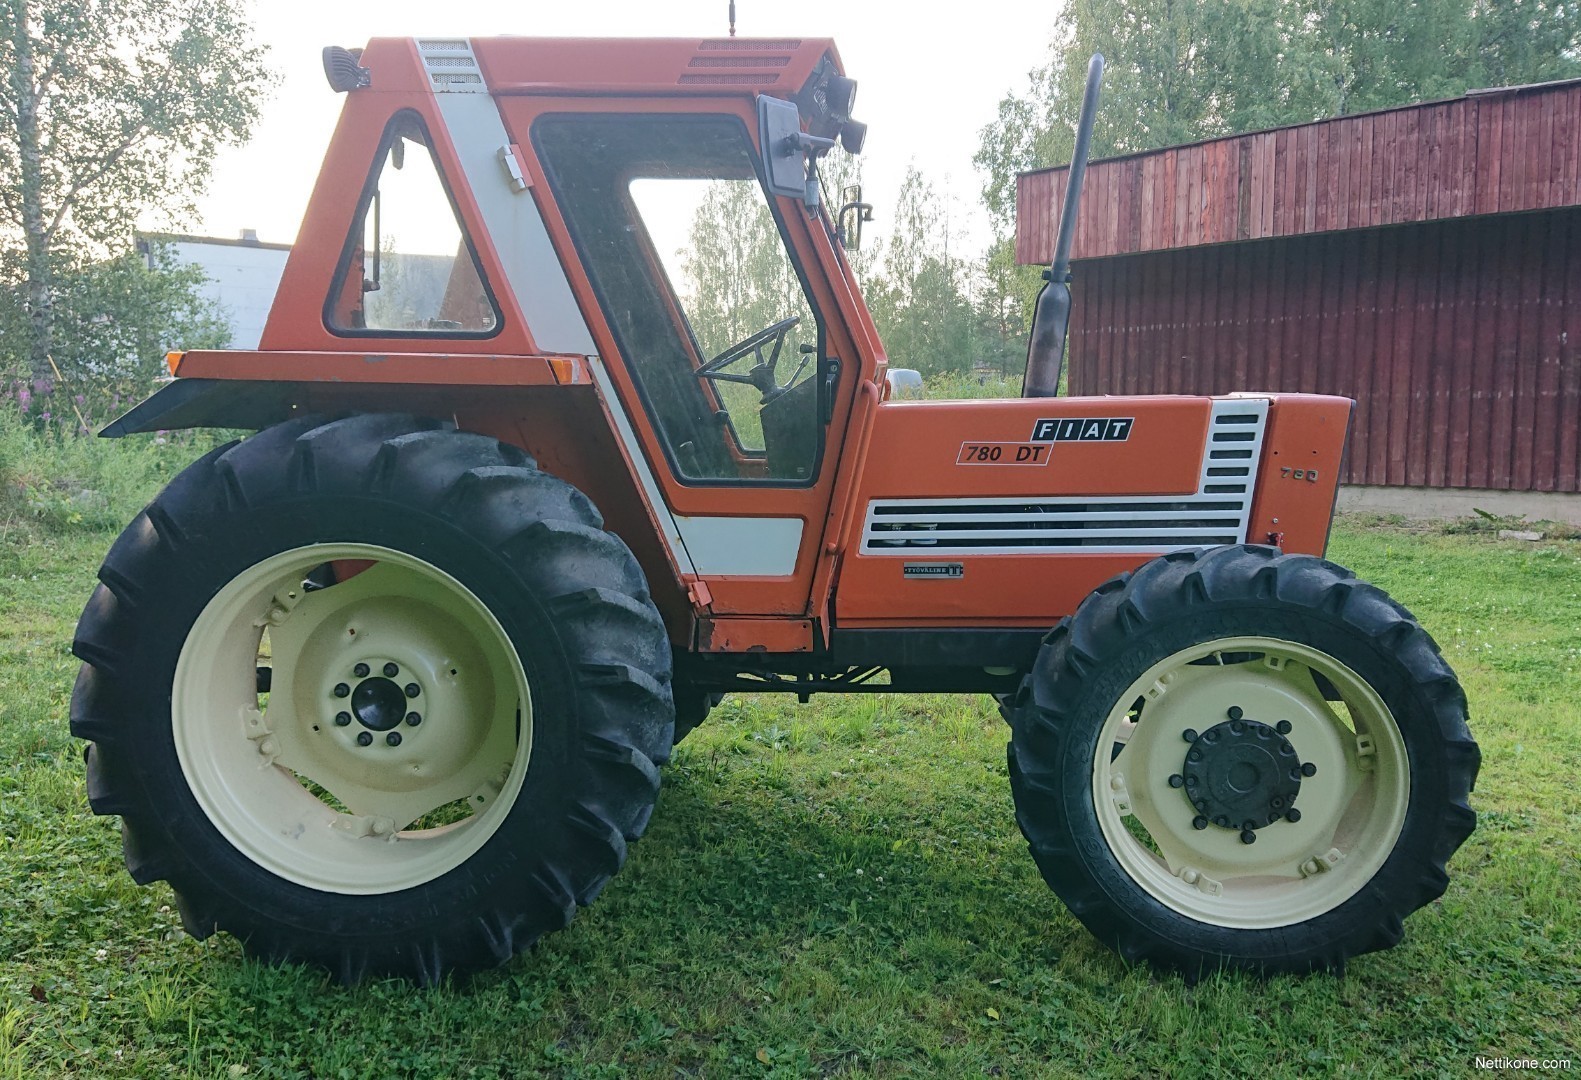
[72,35,1478,984]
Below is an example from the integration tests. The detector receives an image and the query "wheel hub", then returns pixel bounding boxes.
[350,676,408,731]
[1181,716,1304,838]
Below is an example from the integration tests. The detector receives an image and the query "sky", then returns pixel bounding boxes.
[192,0,1060,259]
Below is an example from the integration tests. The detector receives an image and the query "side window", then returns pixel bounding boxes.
[327,113,499,336]
[534,114,823,485]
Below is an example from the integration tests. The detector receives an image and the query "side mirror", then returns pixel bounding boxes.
[758,94,837,210]
[837,184,874,251]
[885,368,924,399]
[758,95,806,199]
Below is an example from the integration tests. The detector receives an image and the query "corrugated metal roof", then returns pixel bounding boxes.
[1016,78,1581,264]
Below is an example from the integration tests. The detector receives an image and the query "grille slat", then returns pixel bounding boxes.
[860,399,1269,556]
[871,509,1246,525]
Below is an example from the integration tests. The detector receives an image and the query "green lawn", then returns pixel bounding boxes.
[1,516,1577,1078]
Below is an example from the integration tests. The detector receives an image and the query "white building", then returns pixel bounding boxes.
[138,231,291,350]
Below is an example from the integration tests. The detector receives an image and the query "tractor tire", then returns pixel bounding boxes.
[1006,544,1478,977]
[671,687,724,744]
[70,414,673,984]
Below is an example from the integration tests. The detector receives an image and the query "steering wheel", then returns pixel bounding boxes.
[695,316,802,401]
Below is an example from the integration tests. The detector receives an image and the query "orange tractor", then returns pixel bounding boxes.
[74,36,1478,983]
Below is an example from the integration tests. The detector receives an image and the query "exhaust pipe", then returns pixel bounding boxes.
[1023,53,1105,398]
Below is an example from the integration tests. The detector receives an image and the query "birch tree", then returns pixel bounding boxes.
[1,0,269,381]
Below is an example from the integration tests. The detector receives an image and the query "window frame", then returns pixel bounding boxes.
[532,111,829,489]
[323,109,505,341]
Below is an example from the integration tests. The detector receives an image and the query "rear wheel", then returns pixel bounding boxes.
[1007,545,1479,976]
[72,415,673,983]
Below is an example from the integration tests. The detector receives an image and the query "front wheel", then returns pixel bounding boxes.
[1007,545,1479,976]
[71,415,673,983]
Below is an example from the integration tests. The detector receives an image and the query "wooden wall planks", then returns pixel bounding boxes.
[1064,209,1581,493]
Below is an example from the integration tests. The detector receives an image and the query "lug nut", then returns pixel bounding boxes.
[406,711,422,726]
[1182,728,1198,743]
[333,683,350,698]
[1301,762,1317,777]
[1187,749,1201,762]
[1227,706,1243,721]
[1230,720,1244,735]
[1168,774,1184,788]
[386,732,402,747]
[1240,829,1257,845]
[1286,808,1302,823]
[384,662,400,678]
[353,662,370,678]
[1276,719,1292,735]
[334,711,352,727]
[404,683,421,698]
[356,731,373,747]
[1192,816,1209,831]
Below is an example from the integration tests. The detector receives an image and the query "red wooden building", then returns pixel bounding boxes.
[1015,78,1581,503]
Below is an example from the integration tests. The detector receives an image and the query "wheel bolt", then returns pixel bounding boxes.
[404,683,421,698]
[1240,829,1257,845]
[1168,774,1184,788]
[384,662,400,678]
[1227,706,1243,720]
[1192,816,1208,831]
[353,662,370,678]
[1187,749,1201,762]
[333,683,350,698]
[1230,720,1243,735]
[356,731,373,747]
[1270,795,1285,809]
[386,732,402,747]
[1276,719,1292,735]
[1301,762,1317,777]
[334,711,352,726]
[1182,728,1198,743]
[1286,808,1302,823]
[406,711,422,726]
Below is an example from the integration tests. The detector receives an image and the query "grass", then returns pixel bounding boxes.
[1,427,1578,1076]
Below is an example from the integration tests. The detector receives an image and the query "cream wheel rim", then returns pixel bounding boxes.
[1092,636,1409,928]
[173,544,531,894]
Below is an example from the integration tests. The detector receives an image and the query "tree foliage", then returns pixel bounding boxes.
[863,166,984,377]
[0,243,230,426]
[1,0,270,382]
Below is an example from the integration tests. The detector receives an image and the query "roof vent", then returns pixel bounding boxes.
[417,39,486,93]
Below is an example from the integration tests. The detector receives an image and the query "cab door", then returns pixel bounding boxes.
[504,99,864,626]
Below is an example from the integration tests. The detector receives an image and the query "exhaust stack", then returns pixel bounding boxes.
[1023,53,1104,398]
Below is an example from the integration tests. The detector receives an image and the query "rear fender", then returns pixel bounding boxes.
[100,379,301,438]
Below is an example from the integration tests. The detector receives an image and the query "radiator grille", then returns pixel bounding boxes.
[860,399,1269,556]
